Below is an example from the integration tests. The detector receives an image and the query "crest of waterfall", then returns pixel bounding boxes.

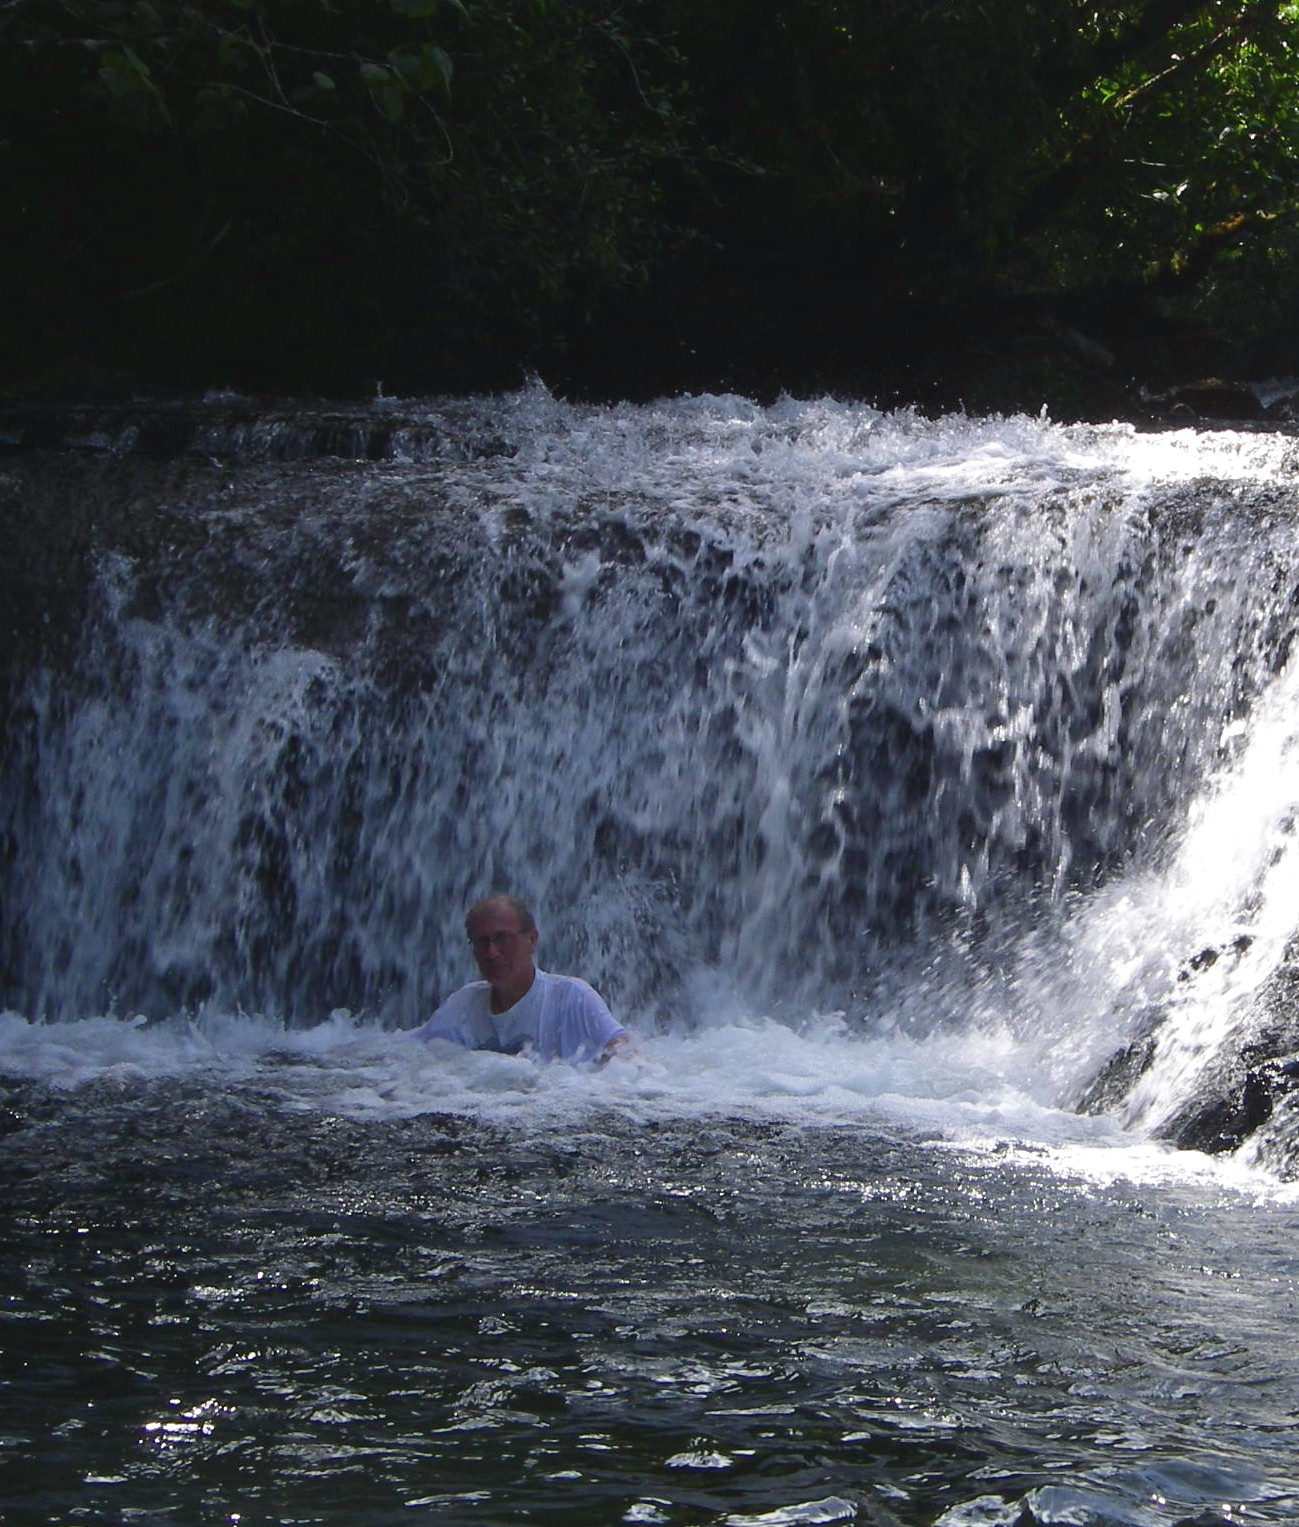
[5,388,1299,1141]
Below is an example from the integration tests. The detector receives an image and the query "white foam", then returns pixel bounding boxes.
[3,1006,1292,1199]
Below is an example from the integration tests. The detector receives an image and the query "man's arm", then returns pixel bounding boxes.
[598,1031,632,1066]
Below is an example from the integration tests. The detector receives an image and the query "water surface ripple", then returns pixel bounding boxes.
[4,1072,1297,1527]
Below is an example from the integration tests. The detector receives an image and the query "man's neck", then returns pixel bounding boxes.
[489,965,537,1014]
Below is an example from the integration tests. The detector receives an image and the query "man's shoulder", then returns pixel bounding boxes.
[439,979,492,1010]
[535,969,603,1004]
[424,983,491,1032]
[413,980,491,1040]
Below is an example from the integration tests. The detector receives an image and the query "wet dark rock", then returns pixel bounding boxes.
[1077,937,1260,1117]
[1157,1047,1299,1155]
[1144,377,1269,422]
[1035,313,1118,372]
[1075,1026,1159,1116]
[1073,928,1299,1170]
[0,400,523,464]
[1139,931,1299,1163]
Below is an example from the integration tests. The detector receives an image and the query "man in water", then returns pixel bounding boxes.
[412,894,629,1064]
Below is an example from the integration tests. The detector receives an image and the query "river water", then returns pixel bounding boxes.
[4,391,1299,1525]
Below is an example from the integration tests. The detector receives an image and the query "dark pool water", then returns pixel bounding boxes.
[4,1070,1298,1527]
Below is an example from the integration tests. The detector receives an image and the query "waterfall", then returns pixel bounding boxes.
[5,388,1299,1146]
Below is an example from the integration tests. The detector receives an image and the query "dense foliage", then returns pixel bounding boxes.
[4,0,1299,399]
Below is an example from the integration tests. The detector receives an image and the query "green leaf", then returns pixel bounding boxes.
[428,45,453,90]
[98,45,160,101]
[312,71,336,91]
[377,82,406,122]
[388,43,453,93]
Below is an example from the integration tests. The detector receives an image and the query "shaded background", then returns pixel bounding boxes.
[6,0,1299,411]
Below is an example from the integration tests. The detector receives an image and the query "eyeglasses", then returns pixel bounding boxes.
[468,931,524,953]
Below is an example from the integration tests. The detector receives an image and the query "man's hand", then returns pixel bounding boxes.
[599,1033,632,1066]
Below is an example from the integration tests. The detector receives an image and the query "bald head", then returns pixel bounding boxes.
[465,894,537,937]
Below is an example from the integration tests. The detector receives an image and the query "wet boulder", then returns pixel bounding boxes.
[1144,377,1268,422]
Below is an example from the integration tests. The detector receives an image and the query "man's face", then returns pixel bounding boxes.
[466,900,538,993]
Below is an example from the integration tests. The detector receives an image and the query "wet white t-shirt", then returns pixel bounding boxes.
[412,968,625,1064]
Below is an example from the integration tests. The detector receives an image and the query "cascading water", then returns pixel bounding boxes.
[5,393,1299,1084]
[5,391,1299,1527]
